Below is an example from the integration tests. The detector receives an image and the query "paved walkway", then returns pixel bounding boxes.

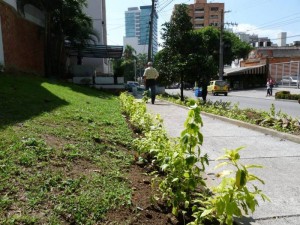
[145,92,300,225]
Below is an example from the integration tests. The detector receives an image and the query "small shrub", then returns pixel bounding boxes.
[275,91,300,101]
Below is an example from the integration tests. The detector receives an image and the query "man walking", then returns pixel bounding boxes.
[143,62,159,104]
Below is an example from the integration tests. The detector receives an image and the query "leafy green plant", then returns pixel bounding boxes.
[159,104,208,216]
[142,90,150,103]
[192,147,269,225]
[120,92,153,133]
[121,91,269,224]
[158,93,300,135]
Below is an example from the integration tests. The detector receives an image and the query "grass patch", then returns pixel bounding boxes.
[0,73,134,224]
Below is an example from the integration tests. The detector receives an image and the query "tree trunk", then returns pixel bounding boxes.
[180,74,184,101]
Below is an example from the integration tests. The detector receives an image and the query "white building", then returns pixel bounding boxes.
[277,32,287,47]
[69,0,110,76]
[123,37,149,55]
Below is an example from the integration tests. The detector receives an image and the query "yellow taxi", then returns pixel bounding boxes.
[207,80,229,96]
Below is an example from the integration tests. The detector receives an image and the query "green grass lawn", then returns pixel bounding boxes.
[0,73,134,224]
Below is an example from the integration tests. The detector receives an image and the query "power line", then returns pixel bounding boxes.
[157,0,174,13]
[270,34,300,41]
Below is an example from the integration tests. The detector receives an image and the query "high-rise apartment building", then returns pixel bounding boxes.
[187,0,224,30]
[124,5,158,57]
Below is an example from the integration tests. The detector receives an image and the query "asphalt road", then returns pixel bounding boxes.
[165,88,300,119]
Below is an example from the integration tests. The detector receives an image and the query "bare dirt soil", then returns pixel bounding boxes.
[103,163,181,225]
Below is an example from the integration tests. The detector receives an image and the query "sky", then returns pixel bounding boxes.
[105,0,300,47]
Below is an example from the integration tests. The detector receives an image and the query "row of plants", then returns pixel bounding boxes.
[275,90,300,103]
[158,93,300,136]
[119,92,269,225]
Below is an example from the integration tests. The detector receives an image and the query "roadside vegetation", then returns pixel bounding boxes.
[1,73,270,224]
[0,73,134,224]
[158,93,300,136]
[275,90,300,102]
[120,92,269,225]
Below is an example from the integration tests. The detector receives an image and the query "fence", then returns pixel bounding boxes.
[269,61,300,88]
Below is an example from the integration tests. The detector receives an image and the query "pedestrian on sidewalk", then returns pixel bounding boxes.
[266,79,271,97]
[143,62,159,104]
[200,79,208,103]
[269,78,274,96]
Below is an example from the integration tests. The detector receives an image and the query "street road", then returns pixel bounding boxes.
[165,88,300,119]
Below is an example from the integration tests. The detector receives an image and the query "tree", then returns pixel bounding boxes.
[223,31,253,63]
[157,22,253,98]
[121,45,137,82]
[160,4,193,101]
[136,53,148,82]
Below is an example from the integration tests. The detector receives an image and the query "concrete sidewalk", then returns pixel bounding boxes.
[146,99,300,225]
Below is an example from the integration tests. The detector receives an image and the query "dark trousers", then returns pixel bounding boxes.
[202,91,207,102]
[145,79,156,104]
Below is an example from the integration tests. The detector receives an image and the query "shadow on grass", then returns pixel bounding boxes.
[53,78,119,100]
[0,73,124,129]
[0,74,69,129]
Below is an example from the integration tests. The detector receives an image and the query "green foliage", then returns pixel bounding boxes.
[120,93,209,216]
[192,147,269,225]
[157,13,252,96]
[119,92,153,133]
[142,90,150,103]
[158,93,300,135]
[0,74,134,224]
[158,4,194,100]
[275,91,300,101]
[159,105,208,216]
[120,92,269,224]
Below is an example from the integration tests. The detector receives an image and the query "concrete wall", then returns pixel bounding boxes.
[0,1,44,74]
[82,0,108,75]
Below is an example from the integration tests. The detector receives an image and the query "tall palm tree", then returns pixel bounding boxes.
[123,45,137,61]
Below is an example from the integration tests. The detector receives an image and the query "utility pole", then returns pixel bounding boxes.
[148,0,155,62]
[218,9,224,80]
[219,10,236,81]
[134,59,137,81]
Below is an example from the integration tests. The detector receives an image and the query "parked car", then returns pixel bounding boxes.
[125,81,139,91]
[207,80,229,96]
[179,82,194,90]
[166,83,180,89]
[279,76,299,85]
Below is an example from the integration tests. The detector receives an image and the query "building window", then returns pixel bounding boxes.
[195,24,204,28]
[195,8,204,13]
[195,16,204,20]
[210,22,219,26]
[210,15,218,19]
[210,7,219,11]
